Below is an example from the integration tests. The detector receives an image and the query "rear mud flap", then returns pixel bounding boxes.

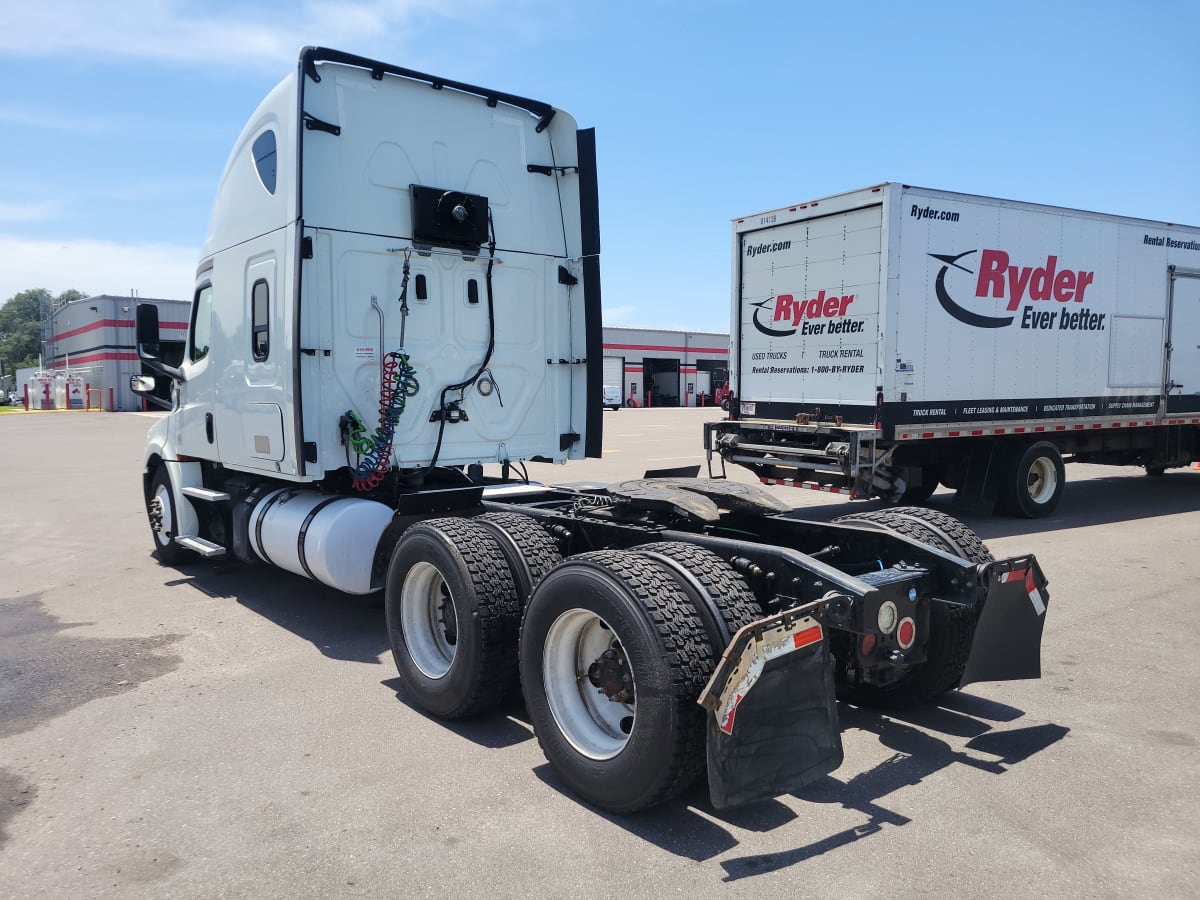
[960,555,1049,688]
[698,612,843,809]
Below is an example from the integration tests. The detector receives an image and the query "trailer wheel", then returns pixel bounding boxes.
[147,465,193,565]
[474,512,562,607]
[832,508,990,706]
[898,465,942,504]
[633,542,762,651]
[385,517,521,719]
[720,397,730,412]
[999,441,1065,518]
[520,551,713,812]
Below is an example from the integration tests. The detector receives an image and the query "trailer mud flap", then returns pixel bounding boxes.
[960,555,1049,688]
[698,612,842,809]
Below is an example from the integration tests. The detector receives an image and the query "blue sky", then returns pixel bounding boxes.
[2,0,1197,333]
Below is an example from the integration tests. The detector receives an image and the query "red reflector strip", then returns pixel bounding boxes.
[758,478,852,495]
[793,625,823,649]
[921,432,934,439]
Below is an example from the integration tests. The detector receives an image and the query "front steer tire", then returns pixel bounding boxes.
[147,465,193,565]
[385,517,521,719]
[520,551,714,813]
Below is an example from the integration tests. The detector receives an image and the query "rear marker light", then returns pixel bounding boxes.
[896,617,916,650]
[860,633,877,655]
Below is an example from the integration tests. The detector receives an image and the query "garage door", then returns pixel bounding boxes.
[603,356,624,393]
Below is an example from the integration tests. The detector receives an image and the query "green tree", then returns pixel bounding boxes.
[0,288,88,374]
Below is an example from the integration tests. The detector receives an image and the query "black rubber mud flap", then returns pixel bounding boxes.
[698,612,843,809]
[960,555,1050,687]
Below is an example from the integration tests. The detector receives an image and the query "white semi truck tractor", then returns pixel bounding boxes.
[133,48,1050,813]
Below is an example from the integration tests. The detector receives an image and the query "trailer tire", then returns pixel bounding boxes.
[385,517,521,719]
[520,551,713,813]
[147,465,193,565]
[633,542,762,652]
[831,508,989,706]
[902,465,945,508]
[720,397,730,412]
[999,441,1065,518]
[474,512,562,607]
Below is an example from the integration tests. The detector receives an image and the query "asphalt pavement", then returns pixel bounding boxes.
[1,407,1197,898]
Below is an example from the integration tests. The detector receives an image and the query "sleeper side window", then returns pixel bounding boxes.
[252,130,277,195]
[251,279,269,361]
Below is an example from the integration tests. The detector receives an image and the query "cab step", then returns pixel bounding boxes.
[174,535,226,557]
[182,486,231,502]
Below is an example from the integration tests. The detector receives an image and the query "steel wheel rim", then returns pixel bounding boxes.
[543,608,635,760]
[1027,457,1058,504]
[400,561,457,679]
[151,485,173,547]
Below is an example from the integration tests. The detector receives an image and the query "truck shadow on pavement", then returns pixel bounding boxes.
[528,691,1068,880]
[162,558,390,665]
[776,469,1200,538]
[163,557,1073,880]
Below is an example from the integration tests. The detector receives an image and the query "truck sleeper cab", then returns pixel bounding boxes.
[134,50,1050,813]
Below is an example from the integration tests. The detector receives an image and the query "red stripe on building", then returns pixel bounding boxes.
[604,342,727,355]
[50,351,139,366]
[54,319,189,341]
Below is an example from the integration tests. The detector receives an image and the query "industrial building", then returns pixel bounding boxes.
[25,294,189,411]
[601,326,729,407]
[22,300,727,412]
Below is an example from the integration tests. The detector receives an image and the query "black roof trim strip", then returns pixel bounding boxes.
[299,46,557,132]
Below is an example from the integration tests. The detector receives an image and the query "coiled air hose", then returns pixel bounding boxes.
[347,350,419,491]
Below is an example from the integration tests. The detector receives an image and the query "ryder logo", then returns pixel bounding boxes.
[930,249,1100,331]
[751,290,858,337]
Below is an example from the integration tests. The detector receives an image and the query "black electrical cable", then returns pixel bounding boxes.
[418,211,498,478]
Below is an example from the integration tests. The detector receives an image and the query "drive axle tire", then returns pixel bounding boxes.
[832,508,990,707]
[520,551,714,813]
[385,517,521,719]
[474,512,562,607]
[633,542,762,651]
[1000,441,1065,518]
[147,465,193,565]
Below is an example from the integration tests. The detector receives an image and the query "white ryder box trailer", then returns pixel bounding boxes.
[705,183,1200,516]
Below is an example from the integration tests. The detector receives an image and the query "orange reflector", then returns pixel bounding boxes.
[793,625,823,649]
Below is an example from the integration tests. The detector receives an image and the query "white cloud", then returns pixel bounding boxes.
[0,202,62,223]
[0,235,198,304]
[0,0,513,70]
